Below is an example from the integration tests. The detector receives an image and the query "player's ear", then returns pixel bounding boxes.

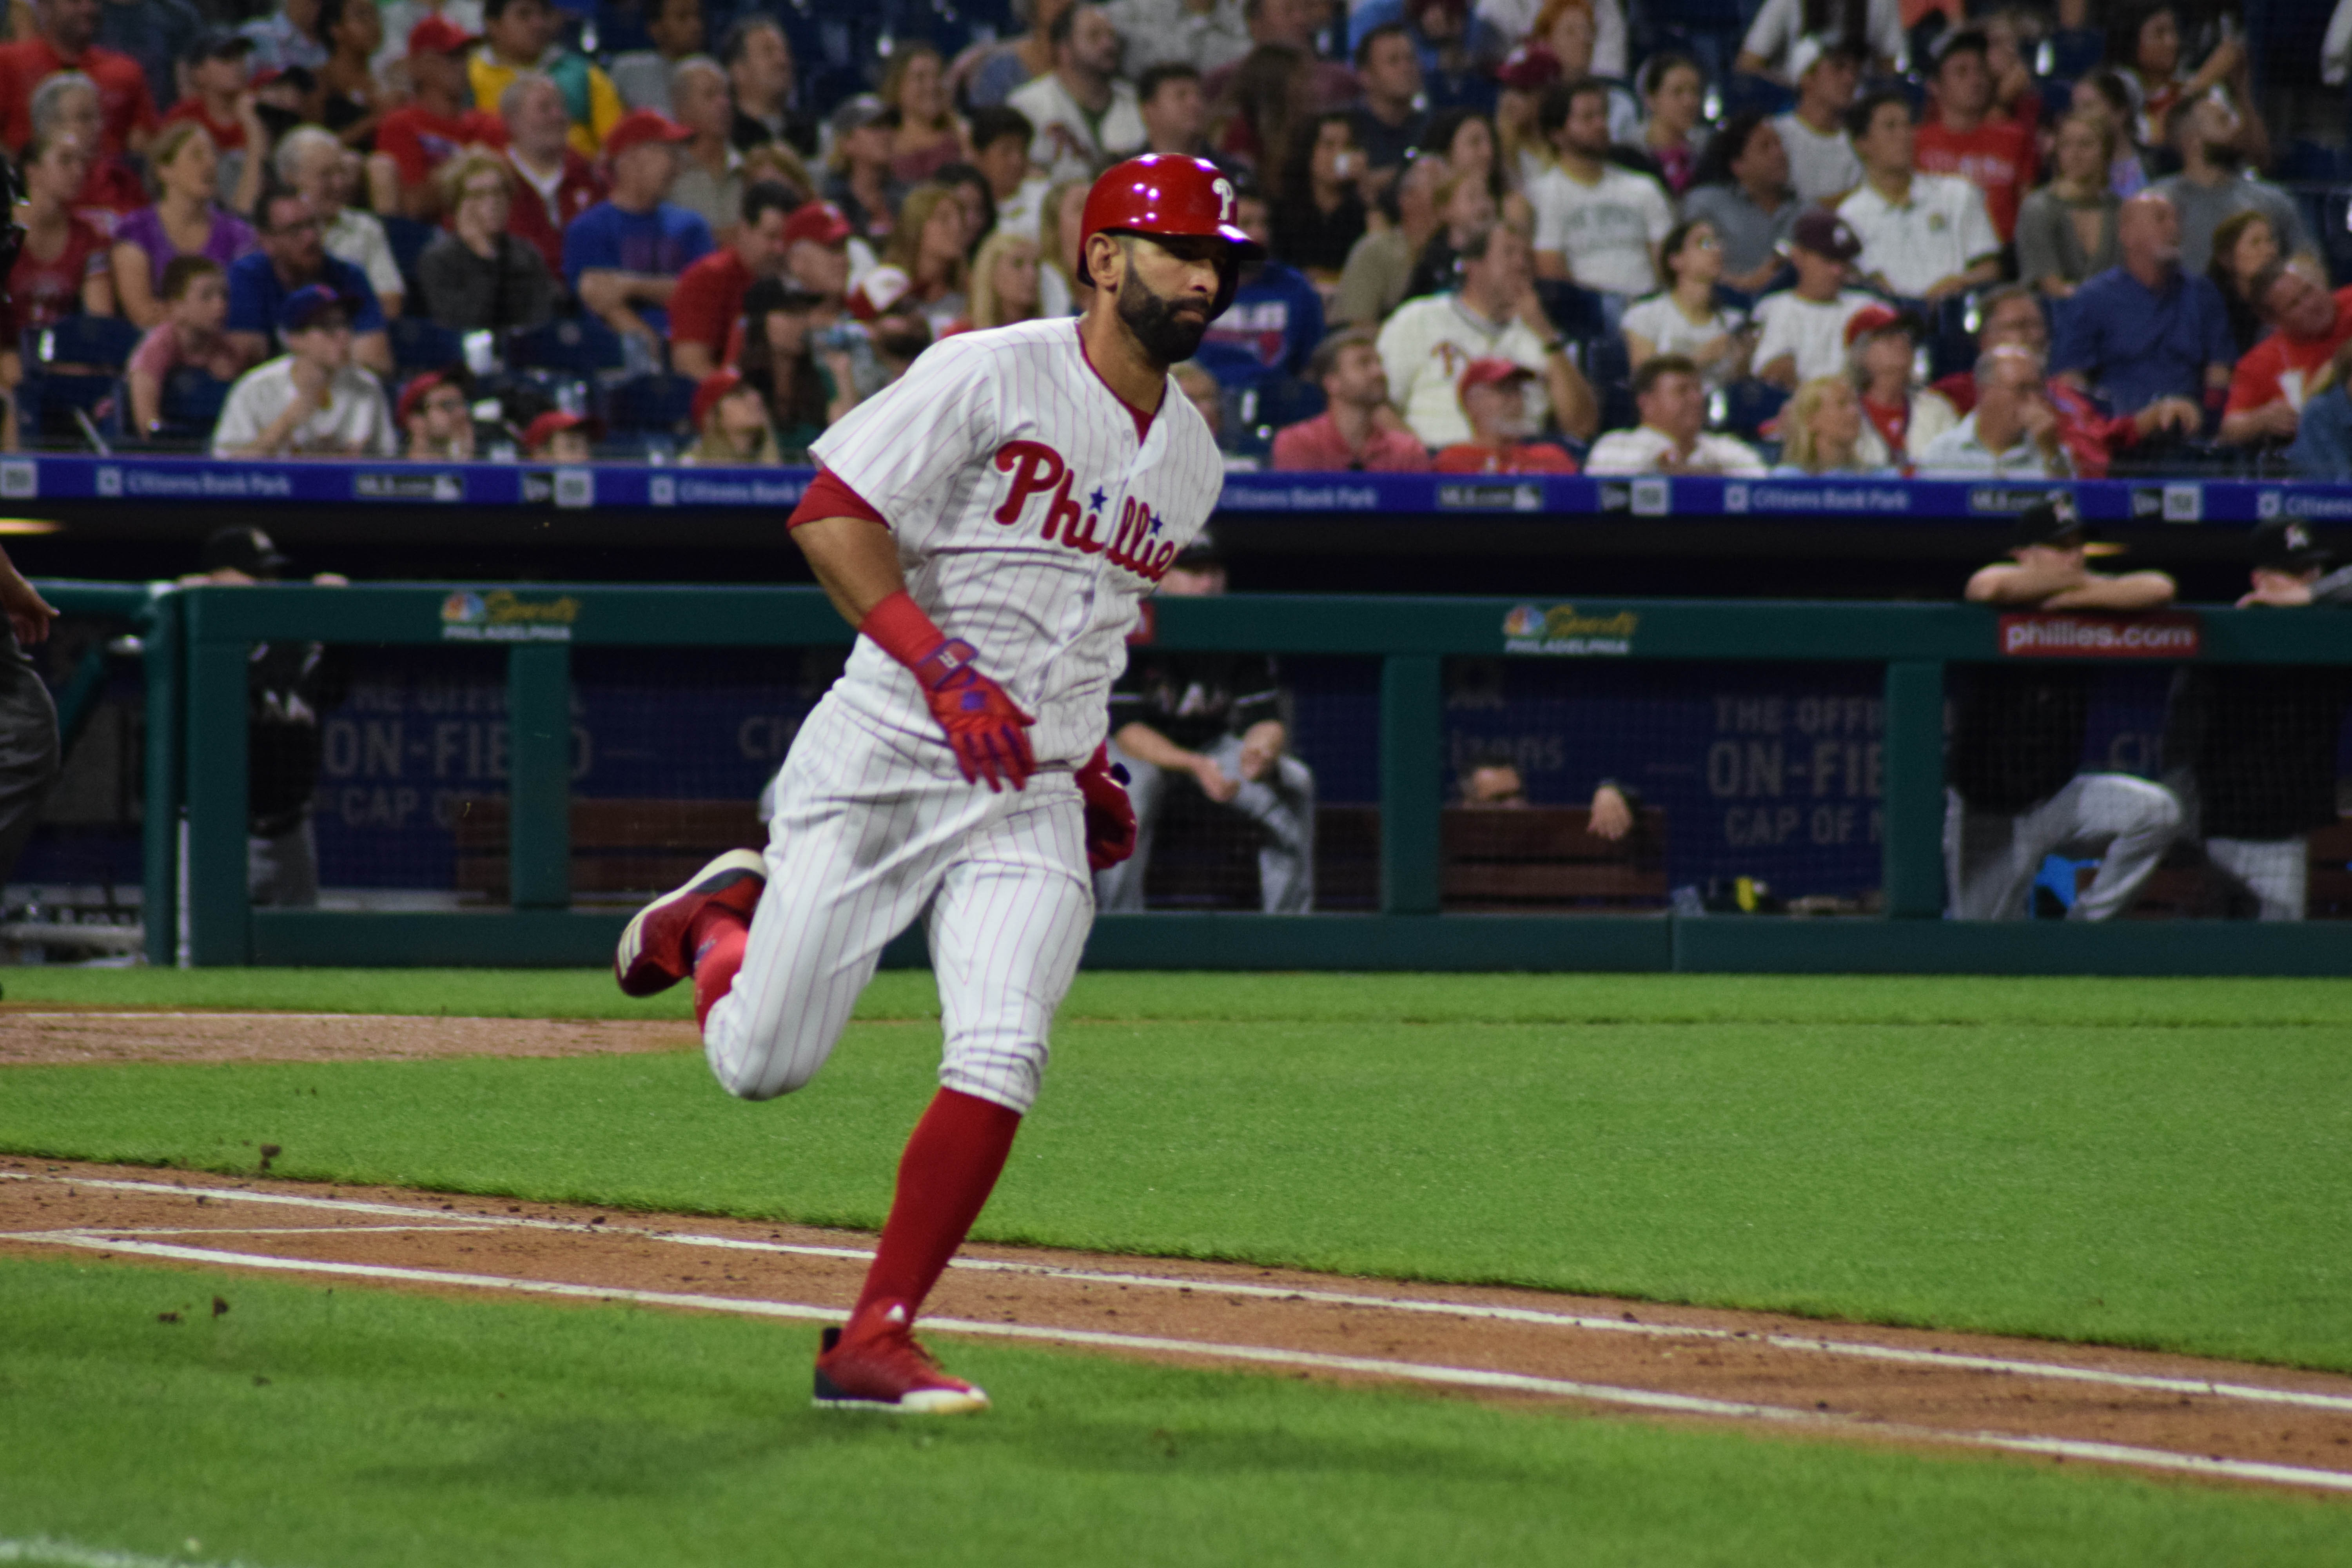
[1084,230,1125,292]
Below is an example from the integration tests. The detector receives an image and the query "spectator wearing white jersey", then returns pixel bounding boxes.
[1771,36,1863,206]
[1008,4,1146,185]
[1376,220,1596,449]
[1529,78,1673,309]
[1836,88,1998,301]
[1750,208,1875,389]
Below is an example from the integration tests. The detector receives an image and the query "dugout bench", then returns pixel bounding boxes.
[74,581,2352,976]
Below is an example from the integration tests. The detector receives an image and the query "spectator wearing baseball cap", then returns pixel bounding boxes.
[1749,208,1876,390]
[820,94,908,247]
[522,408,596,461]
[1768,36,1865,206]
[1270,328,1430,471]
[1584,353,1768,476]
[668,180,798,381]
[398,369,474,459]
[227,187,392,376]
[2158,519,2352,923]
[212,283,397,457]
[372,15,506,219]
[1434,358,1579,473]
[1836,88,2001,301]
[1846,303,1958,469]
[160,31,263,211]
[563,108,713,344]
[468,0,621,158]
[682,368,780,465]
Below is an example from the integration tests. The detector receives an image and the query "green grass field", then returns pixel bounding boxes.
[4,968,2348,1563]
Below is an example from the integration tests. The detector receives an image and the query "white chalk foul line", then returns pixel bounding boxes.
[10,1231,2351,1498]
[0,1534,290,1568]
[11,1171,2349,1419]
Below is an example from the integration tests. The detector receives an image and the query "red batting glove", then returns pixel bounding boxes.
[1076,743,1136,871]
[862,591,1036,791]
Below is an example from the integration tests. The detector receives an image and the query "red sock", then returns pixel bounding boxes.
[689,905,749,1029]
[851,1088,1022,1327]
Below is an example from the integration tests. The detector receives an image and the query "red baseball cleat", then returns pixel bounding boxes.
[613,849,767,998]
[813,1302,990,1414]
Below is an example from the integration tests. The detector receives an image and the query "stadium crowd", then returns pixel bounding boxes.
[0,0,2344,476]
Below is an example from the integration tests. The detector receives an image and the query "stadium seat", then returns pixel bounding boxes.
[1535,280,1605,341]
[147,367,231,448]
[25,316,142,374]
[1577,333,1635,437]
[1720,377,1789,440]
[601,371,698,441]
[506,316,630,377]
[387,315,465,377]
[16,371,126,450]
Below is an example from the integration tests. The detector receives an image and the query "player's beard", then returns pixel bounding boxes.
[1117,269,1214,368]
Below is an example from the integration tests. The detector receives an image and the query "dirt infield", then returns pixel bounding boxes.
[5,1013,2352,1496]
[0,1009,696,1065]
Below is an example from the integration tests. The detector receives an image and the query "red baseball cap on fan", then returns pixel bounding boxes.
[522,409,596,452]
[780,201,853,250]
[1455,357,1535,402]
[691,369,752,427]
[604,109,692,162]
[407,15,474,55]
[1496,43,1561,91]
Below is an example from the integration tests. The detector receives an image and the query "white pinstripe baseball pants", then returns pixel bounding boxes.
[702,697,1094,1114]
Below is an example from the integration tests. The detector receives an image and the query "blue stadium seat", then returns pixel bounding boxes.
[1534,280,1605,341]
[1720,72,1793,120]
[26,316,142,373]
[1577,332,1634,437]
[1720,378,1788,440]
[506,316,631,376]
[16,371,126,450]
[601,371,699,439]
[387,314,465,376]
[379,215,438,296]
[151,366,230,445]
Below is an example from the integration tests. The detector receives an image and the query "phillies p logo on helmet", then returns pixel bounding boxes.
[1075,155,1266,318]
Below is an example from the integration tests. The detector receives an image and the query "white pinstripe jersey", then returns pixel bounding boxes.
[809,316,1225,767]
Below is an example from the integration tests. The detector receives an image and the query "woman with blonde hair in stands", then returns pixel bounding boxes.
[958,229,1042,332]
[2015,110,2121,301]
[880,183,972,339]
[1034,176,1091,318]
[1771,375,1885,476]
[881,43,966,185]
[683,368,782,465]
[110,122,259,330]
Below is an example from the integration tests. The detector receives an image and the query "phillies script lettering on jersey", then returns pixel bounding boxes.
[807,316,1225,767]
[991,441,1182,582]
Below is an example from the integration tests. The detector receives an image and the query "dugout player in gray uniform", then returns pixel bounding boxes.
[2158,519,2352,921]
[1947,495,2183,920]
[1098,538,1316,914]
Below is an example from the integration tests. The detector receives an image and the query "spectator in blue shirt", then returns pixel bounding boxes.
[226,190,391,376]
[562,107,714,343]
[1191,184,1324,402]
[2051,190,2234,423]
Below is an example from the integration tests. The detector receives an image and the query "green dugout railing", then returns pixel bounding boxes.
[79,581,2352,976]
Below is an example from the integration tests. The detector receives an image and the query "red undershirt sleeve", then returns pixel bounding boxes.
[788,467,889,530]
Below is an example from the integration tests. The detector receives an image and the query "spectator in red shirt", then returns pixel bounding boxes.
[369,16,503,219]
[1914,28,2036,245]
[668,180,795,380]
[2220,263,2352,450]
[498,71,603,275]
[160,31,267,217]
[4,129,115,339]
[1433,358,1579,474]
[1270,328,1430,471]
[127,254,250,435]
[0,0,158,157]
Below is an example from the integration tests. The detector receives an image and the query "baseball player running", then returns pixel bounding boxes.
[613,155,1251,1414]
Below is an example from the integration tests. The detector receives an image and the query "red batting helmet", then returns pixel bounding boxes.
[1074,154,1264,318]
